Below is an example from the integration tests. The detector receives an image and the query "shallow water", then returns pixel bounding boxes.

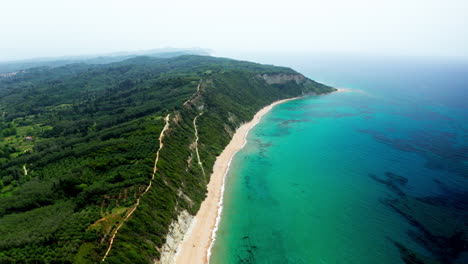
[210,56,467,263]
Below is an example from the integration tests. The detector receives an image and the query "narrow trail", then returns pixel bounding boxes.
[193,113,206,181]
[183,78,206,180]
[23,164,28,176]
[183,79,202,106]
[101,114,171,262]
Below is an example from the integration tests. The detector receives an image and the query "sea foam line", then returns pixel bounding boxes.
[206,123,250,262]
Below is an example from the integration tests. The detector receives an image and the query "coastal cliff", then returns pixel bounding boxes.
[258,73,306,84]
[258,73,336,95]
[155,210,194,264]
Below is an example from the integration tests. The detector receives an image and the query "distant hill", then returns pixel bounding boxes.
[0,55,335,263]
[0,48,211,74]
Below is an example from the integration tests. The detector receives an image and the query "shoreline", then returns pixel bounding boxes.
[336,87,352,92]
[174,96,301,264]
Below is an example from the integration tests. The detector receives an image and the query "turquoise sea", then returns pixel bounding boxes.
[210,55,467,263]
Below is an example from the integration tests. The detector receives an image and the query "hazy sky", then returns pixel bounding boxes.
[1,0,467,61]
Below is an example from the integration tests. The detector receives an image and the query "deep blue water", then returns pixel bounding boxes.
[211,54,467,263]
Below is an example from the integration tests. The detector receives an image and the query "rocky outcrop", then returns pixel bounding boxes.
[257,73,306,85]
[258,73,337,95]
[155,210,194,264]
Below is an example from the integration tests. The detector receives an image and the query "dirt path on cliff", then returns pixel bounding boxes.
[23,164,28,176]
[101,114,171,262]
[193,113,206,181]
[183,80,202,106]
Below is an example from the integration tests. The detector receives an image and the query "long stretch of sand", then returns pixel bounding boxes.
[336,87,352,92]
[175,97,300,264]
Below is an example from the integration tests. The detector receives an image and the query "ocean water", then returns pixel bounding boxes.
[210,55,467,264]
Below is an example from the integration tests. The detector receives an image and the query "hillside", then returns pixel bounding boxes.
[0,55,335,263]
[0,48,210,74]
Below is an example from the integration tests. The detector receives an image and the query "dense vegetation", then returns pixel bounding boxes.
[0,55,335,263]
[0,48,209,74]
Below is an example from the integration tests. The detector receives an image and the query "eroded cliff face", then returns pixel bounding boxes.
[155,210,194,264]
[257,73,306,85]
[258,73,337,95]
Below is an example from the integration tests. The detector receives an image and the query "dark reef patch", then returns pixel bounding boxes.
[371,171,468,263]
[359,129,468,177]
[386,195,467,264]
[278,119,314,127]
[368,172,408,197]
[306,110,363,119]
[253,138,273,159]
[390,106,452,122]
[235,233,257,263]
[392,241,440,264]
[303,104,376,120]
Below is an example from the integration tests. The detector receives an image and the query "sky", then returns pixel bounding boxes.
[1,0,468,61]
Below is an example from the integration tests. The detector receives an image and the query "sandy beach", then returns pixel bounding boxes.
[336,87,352,92]
[174,97,300,264]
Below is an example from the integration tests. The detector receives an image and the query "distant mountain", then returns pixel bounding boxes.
[0,55,335,263]
[0,48,211,74]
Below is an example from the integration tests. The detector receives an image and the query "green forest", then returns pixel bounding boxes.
[0,55,335,263]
